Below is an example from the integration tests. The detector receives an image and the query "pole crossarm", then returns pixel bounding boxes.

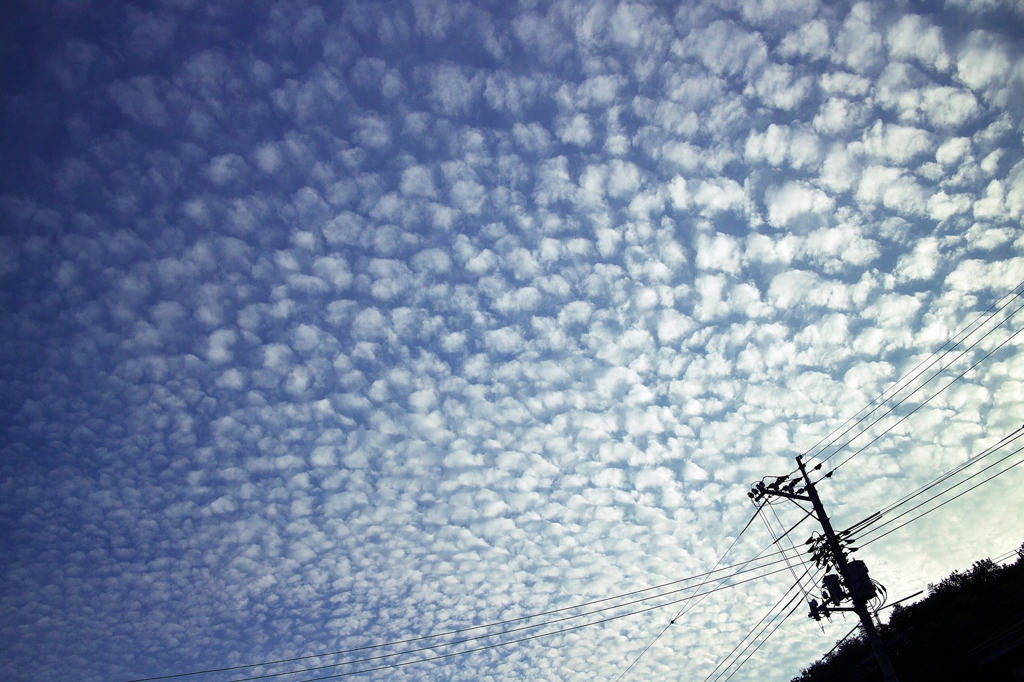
[747,456,900,682]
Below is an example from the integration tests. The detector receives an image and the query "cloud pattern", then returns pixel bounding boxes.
[2,1,1024,681]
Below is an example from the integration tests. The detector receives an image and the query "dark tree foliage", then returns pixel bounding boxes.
[792,544,1024,682]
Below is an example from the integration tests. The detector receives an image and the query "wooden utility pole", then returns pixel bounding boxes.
[749,456,899,682]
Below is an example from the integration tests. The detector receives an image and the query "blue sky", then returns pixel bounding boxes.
[2,0,1024,681]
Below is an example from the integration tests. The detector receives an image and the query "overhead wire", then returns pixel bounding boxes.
[859,444,1024,548]
[704,572,806,682]
[792,279,1024,476]
[282,562,803,682]
[824,425,1024,550]
[994,545,1023,565]
[720,597,806,682]
[208,438,1023,682]
[824,317,1024,477]
[704,565,819,682]
[843,431,1024,547]
[609,503,768,682]
[760,425,1024,679]
[127,542,809,682]
[768,502,815,598]
[815,623,860,664]
[122,542,803,682]
[198,559,804,682]
[870,425,1024,520]
[610,501,830,682]
[124,286,1024,682]
[766,280,1024,490]
[697,282,1024,682]
[757,504,812,603]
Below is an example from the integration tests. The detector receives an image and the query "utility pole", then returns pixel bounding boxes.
[748,455,899,682]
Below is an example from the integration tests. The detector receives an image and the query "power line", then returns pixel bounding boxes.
[831,425,1024,547]
[282,564,801,682]
[706,567,816,682]
[122,543,800,682]
[721,597,805,682]
[757,505,812,605]
[609,504,767,682]
[712,289,1024,681]
[124,289,1024,682]
[994,545,1023,564]
[749,456,901,680]
[794,280,1024,475]
[705,574,804,682]
[823,317,1024,473]
[860,446,1024,548]
[606,499,823,679]
[610,504,827,682]
[820,623,861,659]
[825,425,1024,557]
[872,426,1024,519]
[858,437,1024,544]
[130,551,806,682]
[208,558,803,682]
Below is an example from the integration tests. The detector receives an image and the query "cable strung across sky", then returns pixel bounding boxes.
[806,282,1024,468]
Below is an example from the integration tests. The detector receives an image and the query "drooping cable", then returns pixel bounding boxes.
[815,623,860,663]
[793,280,1024,476]
[757,504,811,604]
[283,563,801,682]
[993,545,1023,565]
[769,502,815,600]
[871,425,1024,519]
[214,558,803,682]
[720,597,806,682]
[828,424,1024,559]
[860,446,1024,548]
[858,438,1024,543]
[704,565,817,682]
[609,503,767,682]
[824,319,1024,476]
[121,541,800,682]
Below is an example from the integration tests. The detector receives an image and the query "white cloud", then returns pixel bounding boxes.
[813,97,862,134]
[676,20,767,78]
[895,237,941,282]
[400,164,437,198]
[858,121,932,164]
[207,153,249,186]
[607,159,642,198]
[857,165,927,215]
[556,113,593,146]
[108,76,171,127]
[512,121,552,154]
[956,30,1014,92]
[887,14,950,72]
[206,329,237,363]
[484,326,525,354]
[936,137,972,166]
[312,255,353,289]
[427,62,481,116]
[833,2,883,73]
[927,191,972,221]
[748,63,812,109]
[778,19,830,61]
[745,124,821,168]
[765,181,833,228]
[740,0,819,27]
[692,177,746,215]
[696,233,742,274]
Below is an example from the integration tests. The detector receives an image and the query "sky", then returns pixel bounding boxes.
[2,0,1024,681]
